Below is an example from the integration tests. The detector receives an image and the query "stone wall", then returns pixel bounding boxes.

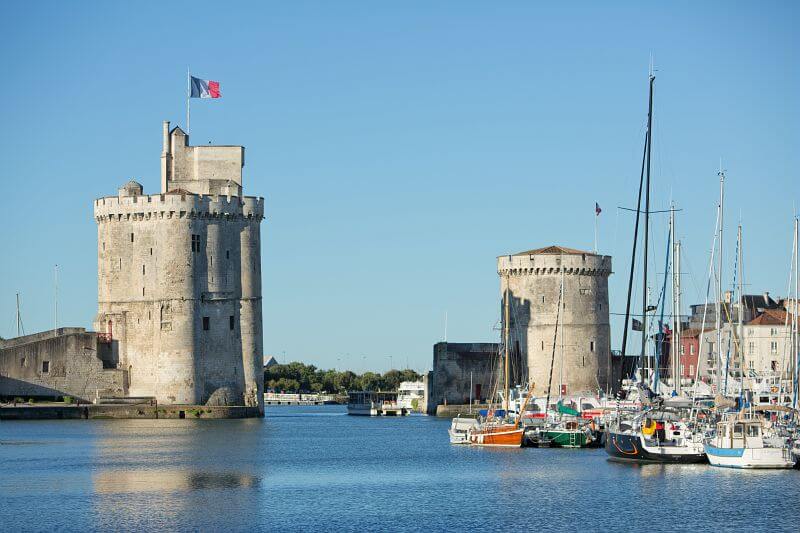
[0,328,126,402]
[425,342,500,414]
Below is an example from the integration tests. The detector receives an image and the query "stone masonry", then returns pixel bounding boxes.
[497,246,612,395]
[93,122,265,414]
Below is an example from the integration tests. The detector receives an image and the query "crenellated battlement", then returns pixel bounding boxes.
[497,251,611,277]
[94,193,265,223]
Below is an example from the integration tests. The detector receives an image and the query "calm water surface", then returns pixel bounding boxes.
[1,405,799,532]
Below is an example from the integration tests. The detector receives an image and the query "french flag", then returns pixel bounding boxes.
[190,76,221,99]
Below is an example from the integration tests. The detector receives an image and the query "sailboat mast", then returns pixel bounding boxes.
[503,281,510,413]
[716,169,725,393]
[794,217,799,409]
[670,207,678,393]
[737,224,744,393]
[675,239,682,395]
[640,73,655,380]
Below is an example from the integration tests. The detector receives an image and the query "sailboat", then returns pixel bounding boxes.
[467,280,525,447]
[603,72,707,463]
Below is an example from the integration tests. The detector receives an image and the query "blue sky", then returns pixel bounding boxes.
[1,1,798,372]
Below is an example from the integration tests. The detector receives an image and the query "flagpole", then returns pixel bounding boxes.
[186,68,191,134]
[594,205,598,253]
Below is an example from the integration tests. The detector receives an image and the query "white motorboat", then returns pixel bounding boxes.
[704,416,796,469]
[448,416,479,444]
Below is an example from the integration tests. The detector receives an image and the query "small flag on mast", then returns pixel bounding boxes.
[190,76,221,99]
[595,202,602,216]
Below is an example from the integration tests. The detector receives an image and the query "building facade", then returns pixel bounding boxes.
[497,246,612,395]
[93,121,265,413]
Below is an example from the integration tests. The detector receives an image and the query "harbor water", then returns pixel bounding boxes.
[1,405,799,532]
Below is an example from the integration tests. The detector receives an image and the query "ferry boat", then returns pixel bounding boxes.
[346,391,410,416]
[704,415,796,469]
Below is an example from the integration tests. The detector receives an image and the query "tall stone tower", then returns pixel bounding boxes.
[497,246,612,395]
[93,121,265,414]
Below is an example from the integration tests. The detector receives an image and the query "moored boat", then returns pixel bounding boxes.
[704,415,796,469]
[449,416,479,444]
[468,420,525,447]
[604,406,706,463]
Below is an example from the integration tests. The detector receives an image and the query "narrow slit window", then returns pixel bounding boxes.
[130,233,134,243]
[229,316,235,330]
[202,317,209,331]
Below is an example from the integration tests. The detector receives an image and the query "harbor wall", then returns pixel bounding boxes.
[0,403,260,420]
[425,342,500,415]
[0,328,127,402]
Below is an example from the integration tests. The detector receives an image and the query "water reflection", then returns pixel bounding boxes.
[93,470,260,493]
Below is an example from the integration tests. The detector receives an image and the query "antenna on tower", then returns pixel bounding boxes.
[54,264,59,337]
[15,292,25,337]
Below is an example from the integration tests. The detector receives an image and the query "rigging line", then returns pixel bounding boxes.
[653,226,671,390]
[723,233,740,395]
[778,222,796,401]
[544,275,564,413]
[689,204,720,420]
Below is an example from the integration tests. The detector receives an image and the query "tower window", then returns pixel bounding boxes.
[142,264,145,275]
[541,296,545,304]
[150,248,153,255]
[191,234,201,253]
[142,287,145,296]
[203,317,209,331]
[226,250,230,259]
[130,233,134,243]
[590,341,595,352]
[42,361,50,373]
[102,242,105,251]
[541,341,544,350]
[229,316,235,330]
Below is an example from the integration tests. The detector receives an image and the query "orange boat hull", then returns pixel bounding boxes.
[468,424,524,447]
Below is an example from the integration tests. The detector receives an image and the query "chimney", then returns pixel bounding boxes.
[162,120,171,155]
[160,120,171,193]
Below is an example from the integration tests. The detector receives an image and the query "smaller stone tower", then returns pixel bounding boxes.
[497,246,612,395]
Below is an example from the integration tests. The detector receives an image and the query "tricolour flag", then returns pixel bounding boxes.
[595,202,602,216]
[190,76,221,99]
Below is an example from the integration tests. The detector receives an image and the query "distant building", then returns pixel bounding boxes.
[688,292,778,330]
[264,356,279,369]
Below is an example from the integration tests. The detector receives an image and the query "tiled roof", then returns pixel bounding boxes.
[746,308,794,326]
[514,245,595,256]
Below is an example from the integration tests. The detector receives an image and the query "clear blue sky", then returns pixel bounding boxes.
[1,1,798,373]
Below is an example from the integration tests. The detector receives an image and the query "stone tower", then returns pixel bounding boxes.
[93,121,265,414]
[497,246,612,395]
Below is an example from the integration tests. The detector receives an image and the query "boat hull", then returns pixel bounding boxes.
[469,425,524,447]
[605,431,706,463]
[704,444,796,469]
